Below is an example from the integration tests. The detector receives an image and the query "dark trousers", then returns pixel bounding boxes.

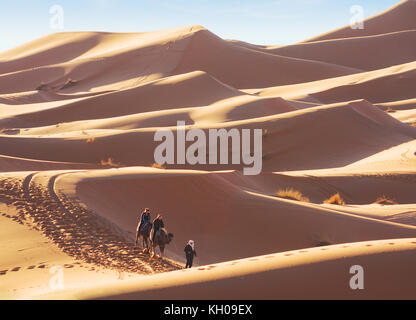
[185,255,194,268]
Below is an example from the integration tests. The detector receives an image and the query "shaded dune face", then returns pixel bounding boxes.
[1,1,416,300]
[264,30,416,71]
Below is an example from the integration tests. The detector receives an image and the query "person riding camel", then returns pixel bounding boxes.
[135,208,151,247]
[138,208,151,232]
[151,214,165,243]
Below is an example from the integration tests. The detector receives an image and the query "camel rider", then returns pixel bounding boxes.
[138,208,151,232]
[152,214,165,243]
[136,208,151,243]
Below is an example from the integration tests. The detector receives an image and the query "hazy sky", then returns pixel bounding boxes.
[0,0,400,53]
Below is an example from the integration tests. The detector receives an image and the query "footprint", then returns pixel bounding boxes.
[321,248,329,250]
[299,250,308,253]
[365,244,373,247]
[265,255,275,259]
[248,258,258,261]
[64,264,74,268]
[27,265,35,270]
[0,270,7,275]
[38,264,46,269]
[207,266,216,270]
[11,267,20,272]
[388,243,395,245]
[284,253,293,256]
[198,268,205,271]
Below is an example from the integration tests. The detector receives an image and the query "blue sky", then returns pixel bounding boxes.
[0,0,400,53]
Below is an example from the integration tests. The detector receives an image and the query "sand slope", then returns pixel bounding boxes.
[262,30,416,71]
[1,100,414,172]
[255,61,416,104]
[303,0,416,42]
[40,238,416,300]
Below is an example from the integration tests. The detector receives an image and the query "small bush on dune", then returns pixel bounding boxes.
[316,240,331,247]
[151,163,166,169]
[276,188,310,202]
[36,82,48,91]
[374,195,398,205]
[323,193,346,205]
[100,157,120,168]
[60,78,77,90]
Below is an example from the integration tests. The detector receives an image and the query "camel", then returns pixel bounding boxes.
[135,222,152,253]
[150,228,174,258]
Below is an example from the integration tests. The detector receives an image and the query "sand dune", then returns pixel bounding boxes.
[0,71,244,128]
[1,99,414,172]
[11,96,296,135]
[256,61,416,104]
[0,25,359,97]
[1,1,415,300]
[170,27,360,89]
[0,26,195,94]
[303,0,416,42]
[38,238,416,300]
[261,30,416,71]
[54,168,416,266]
[0,155,99,172]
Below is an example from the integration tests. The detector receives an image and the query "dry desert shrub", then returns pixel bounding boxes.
[36,82,48,91]
[323,193,346,205]
[385,107,396,113]
[61,78,77,90]
[316,240,331,247]
[374,195,398,205]
[276,188,310,202]
[100,157,120,168]
[151,163,166,169]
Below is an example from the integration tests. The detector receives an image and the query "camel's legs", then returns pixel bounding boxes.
[142,237,149,253]
[134,230,139,248]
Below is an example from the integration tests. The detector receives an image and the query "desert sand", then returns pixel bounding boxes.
[0,0,415,299]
